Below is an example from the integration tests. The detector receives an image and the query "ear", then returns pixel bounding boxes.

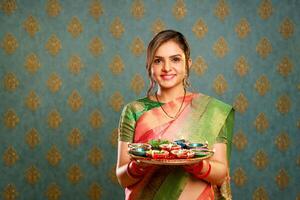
[188,58,192,69]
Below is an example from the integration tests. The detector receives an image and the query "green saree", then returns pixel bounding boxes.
[118,93,234,200]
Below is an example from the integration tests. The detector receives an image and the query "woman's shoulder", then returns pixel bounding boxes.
[122,96,158,112]
[194,92,233,110]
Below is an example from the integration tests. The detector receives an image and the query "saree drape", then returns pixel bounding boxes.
[118,93,234,200]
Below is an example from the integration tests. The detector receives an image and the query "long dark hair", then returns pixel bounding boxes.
[146,30,191,96]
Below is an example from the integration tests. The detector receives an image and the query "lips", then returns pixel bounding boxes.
[161,74,176,80]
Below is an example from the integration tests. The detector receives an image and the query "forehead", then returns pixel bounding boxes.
[154,40,185,57]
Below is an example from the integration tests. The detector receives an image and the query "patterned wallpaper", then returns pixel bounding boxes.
[0,0,299,199]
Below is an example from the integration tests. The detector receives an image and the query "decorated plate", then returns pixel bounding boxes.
[129,150,213,165]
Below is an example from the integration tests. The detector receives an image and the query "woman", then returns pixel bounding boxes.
[116,30,234,200]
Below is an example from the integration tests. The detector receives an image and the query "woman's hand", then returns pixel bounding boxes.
[183,161,204,176]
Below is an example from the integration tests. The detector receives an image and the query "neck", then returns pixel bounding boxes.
[157,86,186,103]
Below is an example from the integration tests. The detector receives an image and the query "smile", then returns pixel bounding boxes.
[161,74,176,80]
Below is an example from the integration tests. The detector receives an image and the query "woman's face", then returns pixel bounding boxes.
[151,40,190,91]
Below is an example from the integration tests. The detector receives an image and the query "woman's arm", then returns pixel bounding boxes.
[116,141,141,188]
[185,143,228,186]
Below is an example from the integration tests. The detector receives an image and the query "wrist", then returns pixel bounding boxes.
[195,161,211,179]
[127,160,147,179]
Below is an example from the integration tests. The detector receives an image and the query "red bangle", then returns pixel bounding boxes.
[127,161,145,179]
[196,162,211,179]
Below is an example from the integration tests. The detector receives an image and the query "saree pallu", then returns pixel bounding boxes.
[119,93,234,200]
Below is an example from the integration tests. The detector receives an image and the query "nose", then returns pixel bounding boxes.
[162,61,171,72]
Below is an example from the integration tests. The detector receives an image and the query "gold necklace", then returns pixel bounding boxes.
[155,89,186,119]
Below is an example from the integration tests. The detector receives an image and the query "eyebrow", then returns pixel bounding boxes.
[154,54,182,59]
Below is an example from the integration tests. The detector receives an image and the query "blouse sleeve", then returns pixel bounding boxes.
[118,104,136,142]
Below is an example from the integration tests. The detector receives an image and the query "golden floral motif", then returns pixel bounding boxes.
[275,132,290,152]
[192,56,208,76]
[24,53,41,74]
[89,37,104,57]
[253,187,269,200]
[235,18,251,39]
[1,0,17,15]
[4,109,19,128]
[275,169,289,190]
[68,128,83,148]
[192,19,208,39]
[47,73,62,93]
[234,93,249,113]
[45,183,61,200]
[67,164,84,184]
[89,110,104,129]
[109,55,125,75]
[232,130,248,151]
[130,37,145,56]
[297,155,300,167]
[277,57,293,77]
[46,0,61,17]
[151,19,166,35]
[252,150,269,170]
[213,37,229,58]
[258,0,273,20]
[256,37,272,59]
[254,112,269,133]
[47,109,62,129]
[25,128,40,149]
[279,18,294,39]
[88,182,102,200]
[109,91,124,112]
[45,34,62,56]
[110,17,125,39]
[46,145,61,166]
[214,0,230,22]
[108,165,118,184]
[1,33,18,54]
[23,15,40,37]
[25,90,40,111]
[89,0,104,21]
[234,56,249,77]
[213,74,228,95]
[68,55,84,75]
[89,73,104,93]
[68,90,83,112]
[110,128,118,148]
[67,17,83,38]
[3,146,19,167]
[3,72,19,92]
[3,184,18,200]
[131,0,145,20]
[172,0,187,20]
[88,146,103,167]
[254,75,270,96]
[25,165,40,185]
[131,74,145,95]
[232,167,247,187]
[276,94,291,114]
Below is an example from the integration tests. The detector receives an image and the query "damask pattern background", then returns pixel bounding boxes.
[0,0,299,199]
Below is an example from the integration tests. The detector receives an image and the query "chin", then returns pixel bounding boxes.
[158,81,183,90]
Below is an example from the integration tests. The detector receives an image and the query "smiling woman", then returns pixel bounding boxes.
[116,30,234,200]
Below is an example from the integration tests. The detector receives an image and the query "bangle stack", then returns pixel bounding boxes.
[195,161,211,179]
[127,160,147,179]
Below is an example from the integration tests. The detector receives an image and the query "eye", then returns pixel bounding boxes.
[172,57,181,62]
[153,58,161,64]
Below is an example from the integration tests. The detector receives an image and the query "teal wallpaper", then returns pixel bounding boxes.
[1,0,299,199]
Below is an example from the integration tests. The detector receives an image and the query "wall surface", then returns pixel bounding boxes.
[0,0,299,199]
